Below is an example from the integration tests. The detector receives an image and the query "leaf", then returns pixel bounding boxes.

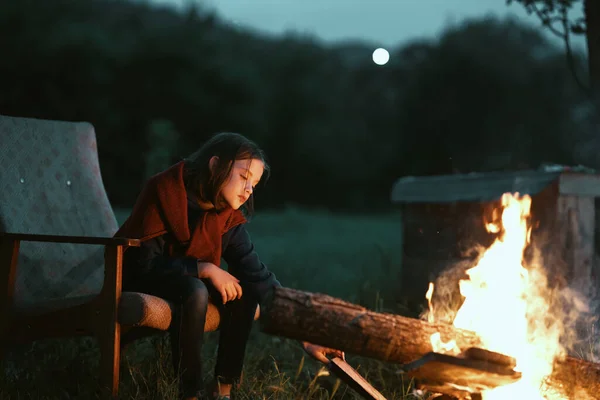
[570,24,586,35]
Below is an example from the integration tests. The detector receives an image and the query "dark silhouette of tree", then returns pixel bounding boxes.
[507,0,598,94]
[0,0,589,210]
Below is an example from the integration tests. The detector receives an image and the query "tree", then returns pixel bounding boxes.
[508,1,600,172]
[397,17,578,175]
[507,0,599,95]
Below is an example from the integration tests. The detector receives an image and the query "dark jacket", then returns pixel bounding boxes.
[123,198,281,305]
[116,161,246,265]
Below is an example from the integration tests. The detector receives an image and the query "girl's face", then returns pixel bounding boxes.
[219,158,264,210]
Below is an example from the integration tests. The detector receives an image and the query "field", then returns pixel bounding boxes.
[1,208,428,399]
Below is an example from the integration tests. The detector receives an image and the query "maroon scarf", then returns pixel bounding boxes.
[115,161,246,265]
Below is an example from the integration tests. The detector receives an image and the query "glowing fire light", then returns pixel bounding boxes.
[426,193,566,399]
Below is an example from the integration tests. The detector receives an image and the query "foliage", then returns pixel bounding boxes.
[0,334,425,400]
[0,0,592,210]
[507,0,590,92]
[144,119,181,179]
[507,0,586,36]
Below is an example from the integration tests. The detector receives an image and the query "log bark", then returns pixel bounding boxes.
[261,287,600,399]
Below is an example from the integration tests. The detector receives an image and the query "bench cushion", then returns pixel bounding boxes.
[118,292,260,332]
[15,291,259,333]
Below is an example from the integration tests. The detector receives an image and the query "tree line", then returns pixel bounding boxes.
[0,0,593,211]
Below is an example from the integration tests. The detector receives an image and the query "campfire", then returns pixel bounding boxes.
[425,193,566,399]
[262,191,600,400]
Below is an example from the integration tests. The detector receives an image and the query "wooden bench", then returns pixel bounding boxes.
[0,114,257,398]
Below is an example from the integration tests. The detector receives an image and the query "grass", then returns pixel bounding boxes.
[1,207,427,399]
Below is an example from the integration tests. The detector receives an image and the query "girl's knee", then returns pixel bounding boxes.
[182,278,210,310]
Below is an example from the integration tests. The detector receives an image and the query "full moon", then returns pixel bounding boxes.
[372,48,389,65]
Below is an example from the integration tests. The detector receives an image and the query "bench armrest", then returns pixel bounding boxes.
[0,232,140,247]
[0,232,134,328]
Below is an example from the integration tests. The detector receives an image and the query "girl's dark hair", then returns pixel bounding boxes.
[183,132,270,216]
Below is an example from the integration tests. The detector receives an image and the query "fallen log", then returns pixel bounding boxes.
[261,287,600,399]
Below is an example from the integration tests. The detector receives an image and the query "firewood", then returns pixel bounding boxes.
[261,287,600,399]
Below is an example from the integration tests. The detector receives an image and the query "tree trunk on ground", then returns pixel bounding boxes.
[261,287,600,399]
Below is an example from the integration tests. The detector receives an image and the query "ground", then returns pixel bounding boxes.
[1,207,429,399]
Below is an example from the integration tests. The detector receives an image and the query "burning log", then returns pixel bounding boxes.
[262,287,483,363]
[261,287,600,399]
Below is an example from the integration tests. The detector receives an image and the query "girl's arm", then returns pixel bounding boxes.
[222,225,344,364]
[221,224,281,304]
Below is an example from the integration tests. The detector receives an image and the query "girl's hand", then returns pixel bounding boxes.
[301,341,345,364]
[197,261,243,303]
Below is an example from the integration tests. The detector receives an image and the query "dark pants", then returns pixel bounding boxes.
[124,267,258,397]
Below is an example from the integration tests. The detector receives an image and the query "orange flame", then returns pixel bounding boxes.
[427,193,566,399]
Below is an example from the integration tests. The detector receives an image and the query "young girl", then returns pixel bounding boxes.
[117,132,343,400]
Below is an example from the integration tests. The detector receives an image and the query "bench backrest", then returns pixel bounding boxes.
[0,115,118,307]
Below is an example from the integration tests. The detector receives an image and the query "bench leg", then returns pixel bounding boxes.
[98,321,121,399]
[0,238,18,363]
